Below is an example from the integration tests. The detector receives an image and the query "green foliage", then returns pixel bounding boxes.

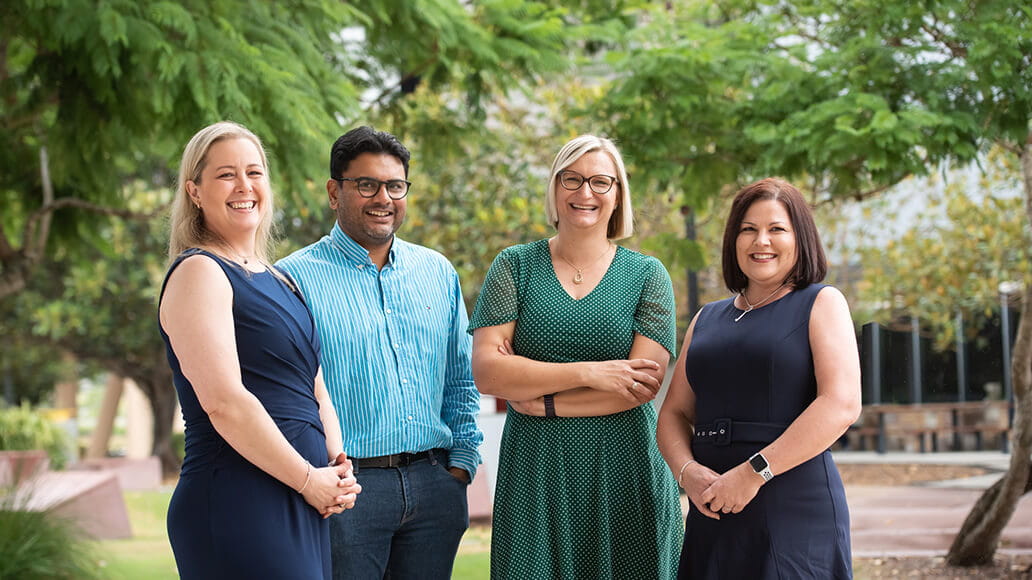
[598,0,1032,202]
[0,506,102,580]
[0,403,69,470]
[598,1,771,206]
[0,324,72,405]
[853,153,1031,350]
[0,0,363,228]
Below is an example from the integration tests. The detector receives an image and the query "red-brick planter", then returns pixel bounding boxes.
[0,449,50,486]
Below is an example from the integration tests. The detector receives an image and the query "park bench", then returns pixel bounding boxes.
[846,401,1011,453]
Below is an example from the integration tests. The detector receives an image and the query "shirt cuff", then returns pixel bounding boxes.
[447,447,480,482]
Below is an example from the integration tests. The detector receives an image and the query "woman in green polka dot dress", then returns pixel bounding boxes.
[469,135,683,579]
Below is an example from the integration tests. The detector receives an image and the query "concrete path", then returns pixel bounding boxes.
[835,451,1032,557]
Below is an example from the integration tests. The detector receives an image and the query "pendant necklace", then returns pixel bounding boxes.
[734,283,787,322]
[556,242,613,285]
[221,245,254,265]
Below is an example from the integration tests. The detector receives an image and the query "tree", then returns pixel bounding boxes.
[0,0,370,299]
[1,0,577,474]
[598,0,1032,565]
[23,211,184,473]
[854,154,1031,350]
[770,1,1032,564]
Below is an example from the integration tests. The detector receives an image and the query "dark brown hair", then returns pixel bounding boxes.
[721,177,827,293]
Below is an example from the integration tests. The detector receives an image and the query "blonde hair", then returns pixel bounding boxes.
[544,135,634,240]
[168,121,275,264]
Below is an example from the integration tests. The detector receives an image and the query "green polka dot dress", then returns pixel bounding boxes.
[469,239,683,580]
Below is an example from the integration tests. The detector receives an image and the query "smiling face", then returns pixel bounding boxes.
[553,151,618,234]
[735,198,798,290]
[328,152,407,254]
[186,137,268,245]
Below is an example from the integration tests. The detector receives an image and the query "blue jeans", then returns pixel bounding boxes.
[329,451,470,579]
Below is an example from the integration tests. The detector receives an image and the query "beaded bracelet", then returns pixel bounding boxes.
[543,394,557,418]
[677,459,697,488]
[297,461,312,494]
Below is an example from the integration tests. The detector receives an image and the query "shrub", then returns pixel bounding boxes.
[0,403,70,470]
[0,503,103,579]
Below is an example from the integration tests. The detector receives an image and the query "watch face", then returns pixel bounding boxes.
[749,453,768,472]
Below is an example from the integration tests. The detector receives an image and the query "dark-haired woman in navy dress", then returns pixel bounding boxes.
[658,177,861,579]
[159,122,361,579]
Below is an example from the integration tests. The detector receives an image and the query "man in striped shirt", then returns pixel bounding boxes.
[278,126,483,579]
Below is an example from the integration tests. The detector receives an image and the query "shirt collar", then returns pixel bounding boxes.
[328,223,399,268]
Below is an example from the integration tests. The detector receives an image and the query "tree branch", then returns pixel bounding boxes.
[995,138,1022,156]
[920,20,967,60]
[371,49,440,107]
[0,270,28,299]
[812,181,902,207]
[24,146,55,262]
[0,220,14,260]
[23,197,166,245]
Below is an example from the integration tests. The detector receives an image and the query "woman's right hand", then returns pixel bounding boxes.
[300,462,362,517]
[587,359,662,403]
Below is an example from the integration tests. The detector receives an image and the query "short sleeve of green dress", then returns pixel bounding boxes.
[469,240,683,580]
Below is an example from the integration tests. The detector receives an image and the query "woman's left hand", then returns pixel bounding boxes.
[509,397,545,416]
[699,463,764,515]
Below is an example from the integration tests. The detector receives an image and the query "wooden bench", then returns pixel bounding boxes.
[845,401,1012,453]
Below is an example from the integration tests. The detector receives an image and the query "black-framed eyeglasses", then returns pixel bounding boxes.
[557,170,619,194]
[334,177,411,200]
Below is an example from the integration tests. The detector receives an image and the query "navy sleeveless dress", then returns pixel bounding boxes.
[159,249,330,580]
[678,284,852,579]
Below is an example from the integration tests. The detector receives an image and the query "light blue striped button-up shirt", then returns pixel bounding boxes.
[277,224,482,478]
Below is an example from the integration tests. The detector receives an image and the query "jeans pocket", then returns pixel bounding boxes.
[438,462,471,487]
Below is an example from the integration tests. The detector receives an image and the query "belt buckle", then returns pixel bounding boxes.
[713,418,732,446]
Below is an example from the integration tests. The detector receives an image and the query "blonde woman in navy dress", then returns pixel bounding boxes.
[658,178,861,579]
[159,122,361,579]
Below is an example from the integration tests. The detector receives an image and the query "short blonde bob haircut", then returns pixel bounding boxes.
[544,135,634,240]
[167,121,274,264]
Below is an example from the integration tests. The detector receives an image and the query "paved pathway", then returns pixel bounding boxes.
[835,451,1032,557]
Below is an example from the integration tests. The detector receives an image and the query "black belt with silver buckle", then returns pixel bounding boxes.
[354,448,445,469]
[693,419,787,446]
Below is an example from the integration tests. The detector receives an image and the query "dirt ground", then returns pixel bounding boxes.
[853,554,1032,578]
[843,463,1032,579]
[837,463,989,486]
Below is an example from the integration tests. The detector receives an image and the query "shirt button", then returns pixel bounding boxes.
[401,379,408,384]
[385,308,392,314]
[407,415,413,421]
[356,265,364,269]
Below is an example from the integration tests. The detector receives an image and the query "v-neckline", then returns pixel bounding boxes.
[545,240,620,301]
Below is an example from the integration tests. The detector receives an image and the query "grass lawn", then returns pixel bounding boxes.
[96,490,177,580]
[97,489,492,579]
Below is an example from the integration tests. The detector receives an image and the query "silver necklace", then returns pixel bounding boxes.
[734,283,787,322]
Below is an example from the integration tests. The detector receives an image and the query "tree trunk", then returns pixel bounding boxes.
[945,135,1032,566]
[130,370,181,478]
[86,373,124,459]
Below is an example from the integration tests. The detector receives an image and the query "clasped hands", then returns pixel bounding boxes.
[301,452,362,519]
[681,461,763,520]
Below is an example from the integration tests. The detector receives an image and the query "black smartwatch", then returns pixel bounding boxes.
[748,452,774,482]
